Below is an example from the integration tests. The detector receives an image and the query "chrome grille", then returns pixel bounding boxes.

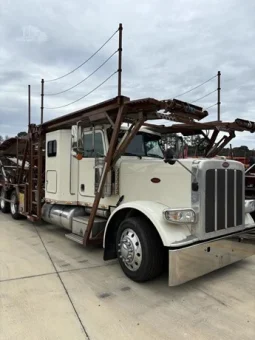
[205,169,243,233]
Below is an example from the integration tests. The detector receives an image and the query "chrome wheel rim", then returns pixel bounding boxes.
[0,192,4,209]
[0,198,4,209]
[10,195,17,214]
[118,228,142,271]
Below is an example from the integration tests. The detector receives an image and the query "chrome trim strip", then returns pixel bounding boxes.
[69,134,76,195]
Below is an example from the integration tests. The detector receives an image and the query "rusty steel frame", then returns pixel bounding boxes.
[35,79,44,219]
[205,128,219,155]
[112,116,145,166]
[83,104,127,245]
[83,114,145,245]
[2,81,255,240]
[42,97,130,132]
[17,140,28,184]
[207,131,235,157]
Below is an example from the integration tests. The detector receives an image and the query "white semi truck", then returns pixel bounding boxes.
[1,96,255,286]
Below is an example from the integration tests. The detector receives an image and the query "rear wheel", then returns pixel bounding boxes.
[0,189,10,213]
[116,216,164,282]
[10,191,22,220]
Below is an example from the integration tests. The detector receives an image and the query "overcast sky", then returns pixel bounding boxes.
[1,0,255,147]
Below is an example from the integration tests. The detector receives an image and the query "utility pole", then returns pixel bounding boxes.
[217,71,221,121]
[117,23,123,103]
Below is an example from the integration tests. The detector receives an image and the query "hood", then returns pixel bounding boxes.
[118,158,194,208]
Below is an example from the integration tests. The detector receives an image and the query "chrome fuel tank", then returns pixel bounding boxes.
[42,204,85,231]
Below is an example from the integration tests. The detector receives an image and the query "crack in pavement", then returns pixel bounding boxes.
[1,219,118,339]
[0,262,117,284]
[32,225,91,340]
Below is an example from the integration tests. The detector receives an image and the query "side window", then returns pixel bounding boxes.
[47,140,57,157]
[83,131,104,158]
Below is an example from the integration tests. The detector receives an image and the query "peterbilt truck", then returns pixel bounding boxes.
[1,96,255,286]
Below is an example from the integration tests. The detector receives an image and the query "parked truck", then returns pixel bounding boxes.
[1,96,255,286]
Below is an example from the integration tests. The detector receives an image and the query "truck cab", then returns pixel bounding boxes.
[43,121,255,286]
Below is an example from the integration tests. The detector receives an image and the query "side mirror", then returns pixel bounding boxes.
[71,122,84,158]
[164,148,176,165]
[77,122,84,153]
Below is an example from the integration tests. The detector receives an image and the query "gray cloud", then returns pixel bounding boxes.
[1,0,255,148]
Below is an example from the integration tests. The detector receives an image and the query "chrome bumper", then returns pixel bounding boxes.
[169,229,255,286]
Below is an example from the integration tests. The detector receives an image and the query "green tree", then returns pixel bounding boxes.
[17,131,27,137]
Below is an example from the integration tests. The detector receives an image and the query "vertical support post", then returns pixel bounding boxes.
[36,78,44,219]
[28,85,31,127]
[28,85,32,213]
[29,125,33,214]
[217,71,221,121]
[118,23,123,102]
[229,144,232,159]
[41,79,44,124]
[16,137,19,179]
[37,130,43,219]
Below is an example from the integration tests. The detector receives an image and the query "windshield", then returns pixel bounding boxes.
[120,132,164,158]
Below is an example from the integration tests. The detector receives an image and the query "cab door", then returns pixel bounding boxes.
[77,129,107,200]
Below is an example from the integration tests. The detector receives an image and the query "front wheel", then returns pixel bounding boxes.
[116,216,164,282]
[10,191,22,220]
[0,189,10,213]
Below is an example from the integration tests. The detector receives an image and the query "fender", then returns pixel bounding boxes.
[103,200,193,248]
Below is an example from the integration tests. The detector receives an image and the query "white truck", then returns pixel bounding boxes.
[1,96,255,286]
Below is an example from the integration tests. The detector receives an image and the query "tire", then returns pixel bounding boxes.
[116,216,164,282]
[0,189,10,213]
[10,191,22,220]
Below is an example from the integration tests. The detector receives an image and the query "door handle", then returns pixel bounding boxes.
[80,184,85,192]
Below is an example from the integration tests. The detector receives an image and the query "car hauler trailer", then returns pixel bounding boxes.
[1,96,255,286]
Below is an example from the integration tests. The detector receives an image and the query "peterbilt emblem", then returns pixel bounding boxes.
[222,162,229,168]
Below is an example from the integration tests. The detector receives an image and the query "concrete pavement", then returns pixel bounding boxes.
[0,212,255,340]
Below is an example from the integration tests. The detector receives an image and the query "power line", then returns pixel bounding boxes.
[205,103,217,110]
[175,74,217,98]
[44,70,117,110]
[191,89,217,104]
[44,28,119,83]
[45,50,118,96]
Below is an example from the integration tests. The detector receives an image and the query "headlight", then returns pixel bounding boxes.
[245,200,255,213]
[163,208,197,224]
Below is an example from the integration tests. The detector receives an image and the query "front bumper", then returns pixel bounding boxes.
[169,228,255,286]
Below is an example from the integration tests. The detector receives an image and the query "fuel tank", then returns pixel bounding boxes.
[42,203,85,231]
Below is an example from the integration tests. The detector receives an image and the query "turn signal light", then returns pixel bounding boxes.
[163,209,196,224]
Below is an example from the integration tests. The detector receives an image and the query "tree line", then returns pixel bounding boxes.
[0,132,27,144]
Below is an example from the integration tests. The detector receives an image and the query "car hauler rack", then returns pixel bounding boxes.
[1,94,255,286]
[0,95,207,238]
